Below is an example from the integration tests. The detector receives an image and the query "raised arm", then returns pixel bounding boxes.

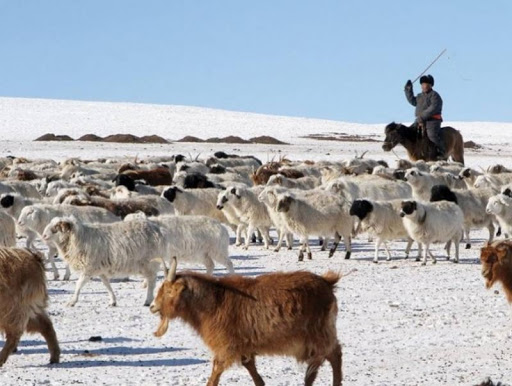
[404,80,416,106]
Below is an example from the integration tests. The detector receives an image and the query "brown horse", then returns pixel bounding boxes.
[382,122,464,165]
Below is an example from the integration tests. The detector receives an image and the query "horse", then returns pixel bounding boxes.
[382,122,464,165]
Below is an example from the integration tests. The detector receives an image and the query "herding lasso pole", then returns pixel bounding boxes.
[412,48,447,84]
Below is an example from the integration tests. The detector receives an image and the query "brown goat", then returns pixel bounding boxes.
[0,247,60,366]
[65,195,159,218]
[121,167,172,186]
[480,240,512,302]
[150,258,342,386]
[251,165,304,185]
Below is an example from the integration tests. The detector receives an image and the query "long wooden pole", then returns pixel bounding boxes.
[412,49,447,84]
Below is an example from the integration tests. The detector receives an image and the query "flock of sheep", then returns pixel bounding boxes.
[0,151,511,385]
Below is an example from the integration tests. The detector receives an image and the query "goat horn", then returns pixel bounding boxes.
[167,256,178,282]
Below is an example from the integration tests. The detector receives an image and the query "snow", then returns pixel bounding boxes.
[1,97,512,385]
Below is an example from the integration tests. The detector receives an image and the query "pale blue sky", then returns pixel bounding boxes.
[0,0,510,123]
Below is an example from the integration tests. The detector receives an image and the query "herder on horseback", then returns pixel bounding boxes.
[404,75,445,159]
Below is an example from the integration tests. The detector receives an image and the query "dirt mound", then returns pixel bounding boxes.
[78,134,103,142]
[206,136,251,144]
[464,140,482,149]
[176,136,205,143]
[140,135,169,144]
[102,134,143,143]
[34,133,74,141]
[250,135,288,145]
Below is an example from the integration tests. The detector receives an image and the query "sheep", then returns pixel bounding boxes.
[276,191,352,260]
[399,200,464,265]
[109,186,174,215]
[216,191,248,246]
[267,173,320,190]
[403,168,457,201]
[0,181,41,199]
[176,161,210,176]
[52,187,90,204]
[430,185,496,248]
[63,194,160,218]
[257,186,294,252]
[45,180,79,197]
[0,247,60,366]
[486,194,512,238]
[18,204,120,280]
[125,213,234,274]
[480,240,512,303]
[474,173,512,191]
[150,259,342,386]
[349,199,416,263]
[326,174,412,201]
[112,173,162,194]
[173,171,217,189]
[206,154,262,169]
[0,193,39,248]
[458,167,484,189]
[42,216,165,306]
[217,186,273,249]
[161,186,229,224]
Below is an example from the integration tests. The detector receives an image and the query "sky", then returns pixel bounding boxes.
[0,0,510,123]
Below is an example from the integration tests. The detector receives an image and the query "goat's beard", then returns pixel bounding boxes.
[481,267,494,288]
[154,316,170,337]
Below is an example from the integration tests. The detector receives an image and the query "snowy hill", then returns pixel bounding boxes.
[1,97,511,145]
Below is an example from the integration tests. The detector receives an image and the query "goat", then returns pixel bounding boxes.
[150,258,342,386]
[63,194,160,218]
[403,168,456,201]
[400,200,464,265]
[42,216,165,306]
[117,167,172,186]
[480,240,512,303]
[267,174,320,190]
[0,247,60,366]
[486,194,512,238]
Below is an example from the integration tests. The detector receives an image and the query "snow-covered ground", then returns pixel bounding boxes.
[0,98,512,385]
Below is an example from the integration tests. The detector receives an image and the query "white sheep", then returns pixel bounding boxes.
[217,186,273,249]
[18,204,120,280]
[349,199,417,263]
[325,174,412,201]
[486,194,512,238]
[42,216,165,307]
[266,174,320,190]
[403,168,456,201]
[0,193,40,249]
[0,181,41,199]
[429,185,496,248]
[161,186,229,224]
[109,186,174,215]
[400,200,464,265]
[276,191,353,261]
[124,213,234,274]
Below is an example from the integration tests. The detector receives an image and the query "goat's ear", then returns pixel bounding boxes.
[57,220,72,233]
[496,246,509,262]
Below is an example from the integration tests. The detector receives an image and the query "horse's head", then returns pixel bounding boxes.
[382,122,402,151]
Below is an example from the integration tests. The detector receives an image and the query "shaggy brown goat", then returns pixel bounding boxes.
[65,195,159,218]
[251,165,304,185]
[120,167,172,186]
[480,240,512,302]
[150,258,342,386]
[0,247,60,366]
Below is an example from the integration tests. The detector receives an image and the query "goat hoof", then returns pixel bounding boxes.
[66,301,76,307]
[432,260,437,265]
[307,252,312,260]
[415,257,421,262]
[298,253,304,262]
[110,302,117,307]
[328,250,335,258]
[273,248,280,253]
[421,262,426,266]
[386,258,391,261]
[373,260,378,264]
[49,357,60,365]
[404,255,409,260]
[465,243,471,249]
[344,251,351,260]
[287,246,292,250]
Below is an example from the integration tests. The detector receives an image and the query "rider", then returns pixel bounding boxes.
[404,75,445,158]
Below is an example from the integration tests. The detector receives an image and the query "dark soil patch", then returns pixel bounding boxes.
[78,134,103,142]
[140,135,169,144]
[302,132,380,143]
[176,136,205,143]
[35,133,74,141]
[206,136,251,144]
[250,136,288,145]
[103,134,144,143]
[464,140,482,149]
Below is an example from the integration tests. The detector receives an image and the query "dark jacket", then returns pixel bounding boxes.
[405,85,443,123]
